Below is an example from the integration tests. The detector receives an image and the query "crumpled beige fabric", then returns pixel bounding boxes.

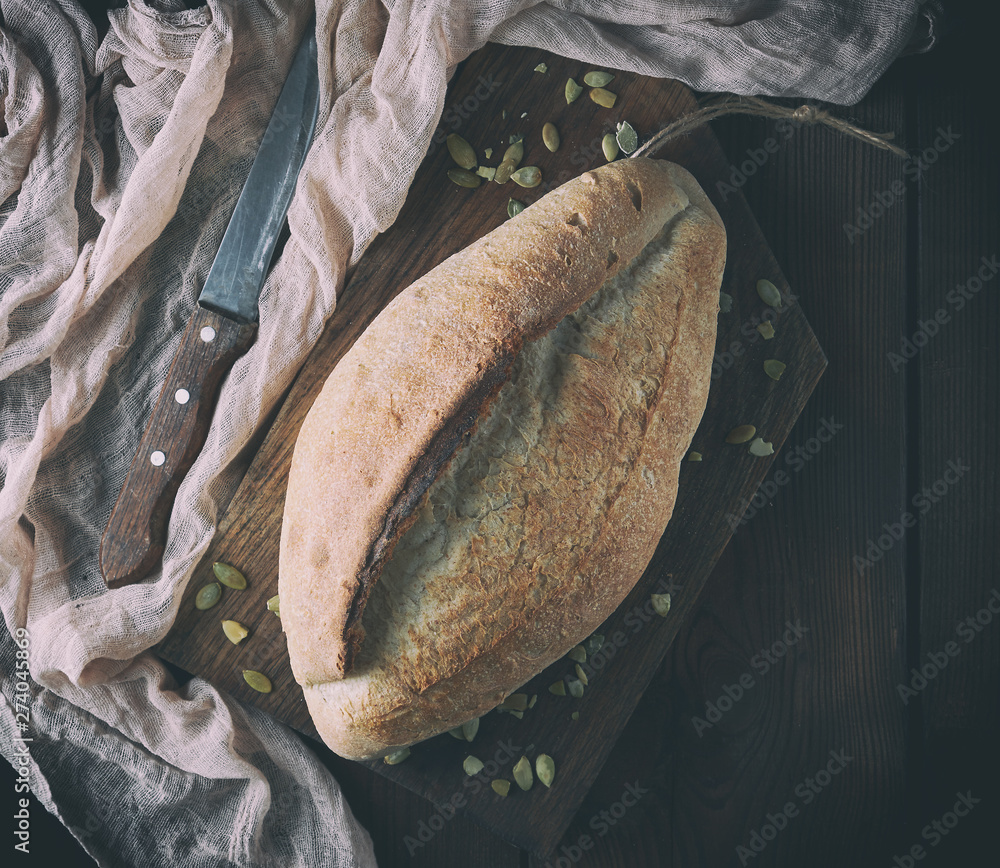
[0,0,927,864]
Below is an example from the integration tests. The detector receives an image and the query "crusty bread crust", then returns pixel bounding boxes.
[279,158,726,759]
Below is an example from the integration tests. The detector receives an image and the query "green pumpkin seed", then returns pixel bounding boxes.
[688,451,703,462]
[494,159,516,184]
[534,62,548,73]
[756,278,783,309]
[476,166,496,181]
[565,77,583,103]
[571,711,580,720]
[584,634,605,655]
[213,562,246,589]
[463,755,485,775]
[568,645,586,663]
[528,694,538,709]
[222,620,249,644]
[549,680,567,696]
[446,134,477,170]
[757,321,776,340]
[542,122,560,152]
[536,754,555,787]
[590,87,617,108]
[504,138,524,164]
[507,709,524,719]
[719,292,734,313]
[574,663,589,686]
[462,717,480,741]
[651,593,671,617]
[511,166,541,188]
[195,582,221,610]
[448,168,480,188]
[492,779,511,796]
[566,677,584,698]
[726,424,757,444]
[448,726,465,740]
[500,693,529,712]
[749,437,775,457]
[616,121,638,154]
[513,756,533,791]
[764,359,786,381]
[242,670,272,693]
[484,147,493,159]
[602,133,619,162]
[383,747,410,765]
[266,594,280,615]
[507,198,526,219]
[584,71,615,87]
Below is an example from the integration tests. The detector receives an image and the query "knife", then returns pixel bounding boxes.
[100,24,320,588]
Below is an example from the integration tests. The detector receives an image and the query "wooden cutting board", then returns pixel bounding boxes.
[157,43,826,858]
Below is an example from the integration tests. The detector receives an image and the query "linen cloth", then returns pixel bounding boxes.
[0,0,932,864]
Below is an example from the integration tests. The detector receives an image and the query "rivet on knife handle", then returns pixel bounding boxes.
[100,307,256,588]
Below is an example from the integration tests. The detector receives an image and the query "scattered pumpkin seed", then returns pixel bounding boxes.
[195,582,222,610]
[484,147,493,159]
[513,756,533,791]
[549,680,567,696]
[542,122,560,152]
[616,121,638,154]
[590,87,617,108]
[213,562,246,590]
[463,755,485,775]
[528,694,538,709]
[719,292,734,313]
[383,747,410,765]
[602,133,619,162]
[756,278,783,309]
[574,663,589,686]
[508,709,524,719]
[242,670,272,693]
[534,62,548,73]
[566,677,584,699]
[446,134,477,170]
[504,138,524,165]
[447,168,480,188]
[688,451,703,462]
[565,77,583,103]
[266,594,280,616]
[500,693,529,712]
[584,634,605,655]
[749,437,775,457]
[511,166,541,187]
[476,166,496,181]
[222,619,249,644]
[492,779,511,796]
[536,754,555,787]
[583,70,615,87]
[494,159,516,184]
[651,593,671,617]
[726,424,757,444]
[571,711,580,721]
[448,726,465,741]
[508,198,525,219]
[764,359,787,381]
[757,321,776,340]
[568,645,586,663]
[462,717,480,741]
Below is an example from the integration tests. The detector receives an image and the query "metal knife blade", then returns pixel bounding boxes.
[100,24,320,588]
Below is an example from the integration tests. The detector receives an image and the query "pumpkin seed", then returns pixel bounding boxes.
[504,138,524,163]
[584,70,615,87]
[590,87,617,108]
[213,562,246,590]
[446,134,477,170]
[549,680,567,696]
[756,278,783,309]
[266,594,280,615]
[462,717,480,741]
[536,754,556,787]
[507,198,525,219]
[571,711,580,720]
[476,166,496,181]
[511,166,541,187]
[448,726,465,740]
[584,634,605,655]
[242,670,272,693]
[602,133,619,162]
[508,709,524,719]
[719,292,734,313]
[566,677,584,698]
[492,779,511,796]
[757,321,776,340]
[534,62,548,73]
[688,451,703,462]
[528,694,538,709]
[764,359,786,381]
[494,159,515,184]
[749,437,775,457]
[568,645,586,663]
[383,747,410,765]
[500,693,529,712]
[574,663,589,686]
[565,77,583,103]
[222,620,248,644]
[447,168,480,188]
[651,593,671,617]
[463,755,484,775]
[484,147,493,159]
[616,121,638,154]
[726,424,757,444]
[542,122,560,152]
[195,582,221,610]
[513,756,533,791]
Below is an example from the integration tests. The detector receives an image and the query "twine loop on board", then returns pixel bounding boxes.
[632,95,909,160]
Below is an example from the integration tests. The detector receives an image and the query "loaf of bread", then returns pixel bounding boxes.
[279,157,726,759]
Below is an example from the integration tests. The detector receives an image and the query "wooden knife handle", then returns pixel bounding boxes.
[100,305,257,588]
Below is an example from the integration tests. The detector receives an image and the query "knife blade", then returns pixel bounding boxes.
[100,24,320,588]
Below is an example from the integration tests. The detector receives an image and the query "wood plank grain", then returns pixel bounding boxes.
[155,44,826,857]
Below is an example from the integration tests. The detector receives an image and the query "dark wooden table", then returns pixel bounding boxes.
[11,6,997,867]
